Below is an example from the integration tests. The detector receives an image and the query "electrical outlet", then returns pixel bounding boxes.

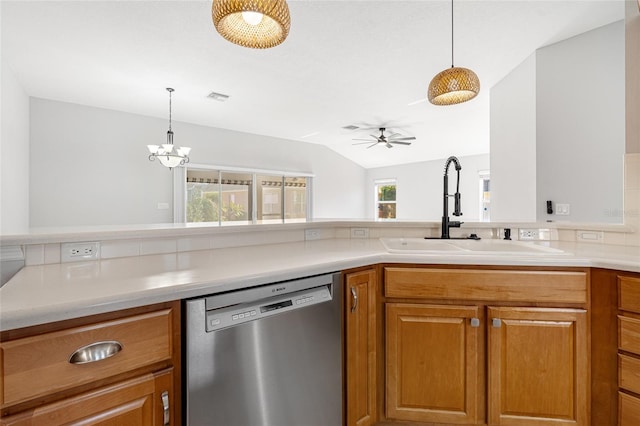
[305,229,322,241]
[518,229,554,241]
[350,228,369,239]
[519,229,539,240]
[61,242,100,262]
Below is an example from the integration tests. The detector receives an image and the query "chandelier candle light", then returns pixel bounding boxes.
[428,0,480,105]
[147,88,191,169]
[212,0,291,49]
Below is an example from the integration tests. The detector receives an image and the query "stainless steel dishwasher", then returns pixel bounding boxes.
[184,272,343,426]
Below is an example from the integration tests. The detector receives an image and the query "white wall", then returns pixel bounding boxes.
[365,154,490,221]
[490,53,537,222]
[536,20,624,223]
[0,58,30,234]
[29,98,366,227]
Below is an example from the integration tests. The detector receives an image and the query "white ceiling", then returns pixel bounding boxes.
[1,0,624,168]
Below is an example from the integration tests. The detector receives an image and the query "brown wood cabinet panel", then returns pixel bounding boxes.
[620,315,640,355]
[0,309,173,407]
[386,303,479,424]
[620,275,640,314]
[620,354,640,395]
[345,269,377,426]
[620,392,640,426]
[384,268,587,303]
[0,369,173,426]
[487,307,588,426]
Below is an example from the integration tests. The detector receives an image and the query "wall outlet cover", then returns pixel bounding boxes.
[350,228,369,239]
[61,242,100,262]
[304,229,322,241]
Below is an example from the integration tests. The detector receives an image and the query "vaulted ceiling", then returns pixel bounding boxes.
[1,0,624,168]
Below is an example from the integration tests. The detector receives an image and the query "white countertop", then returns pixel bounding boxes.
[1,238,639,332]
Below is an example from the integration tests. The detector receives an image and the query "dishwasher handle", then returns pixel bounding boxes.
[350,287,358,313]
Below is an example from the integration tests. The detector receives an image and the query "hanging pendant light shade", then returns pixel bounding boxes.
[428,0,480,106]
[147,88,191,169]
[428,66,480,105]
[212,0,291,49]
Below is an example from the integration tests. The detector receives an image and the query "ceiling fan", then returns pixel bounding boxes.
[352,128,416,149]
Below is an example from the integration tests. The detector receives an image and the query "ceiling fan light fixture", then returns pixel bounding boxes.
[428,66,480,105]
[212,0,291,49]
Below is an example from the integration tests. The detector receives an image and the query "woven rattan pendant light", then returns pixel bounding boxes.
[428,0,480,106]
[212,0,291,49]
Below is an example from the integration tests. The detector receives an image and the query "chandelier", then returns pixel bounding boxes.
[212,0,291,49]
[147,88,191,169]
[427,0,480,105]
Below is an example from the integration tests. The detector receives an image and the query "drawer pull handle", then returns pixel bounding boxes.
[162,391,170,425]
[350,287,358,313]
[69,340,123,365]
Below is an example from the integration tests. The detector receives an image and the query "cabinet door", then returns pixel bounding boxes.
[386,303,480,424]
[487,307,587,426]
[1,369,174,426]
[345,269,377,426]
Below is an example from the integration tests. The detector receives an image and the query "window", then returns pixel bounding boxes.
[182,166,310,225]
[375,179,397,220]
[478,171,490,222]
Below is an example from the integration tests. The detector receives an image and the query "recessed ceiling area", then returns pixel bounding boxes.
[1,0,624,169]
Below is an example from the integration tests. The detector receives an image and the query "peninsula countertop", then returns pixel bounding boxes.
[1,238,639,332]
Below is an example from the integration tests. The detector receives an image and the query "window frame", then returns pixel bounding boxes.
[173,164,313,225]
[374,178,397,221]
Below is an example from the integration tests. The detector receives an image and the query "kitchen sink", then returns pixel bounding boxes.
[381,238,565,255]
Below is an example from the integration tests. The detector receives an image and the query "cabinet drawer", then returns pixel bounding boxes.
[620,316,640,355]
[384,268,587,303]
[620,392,640,426]
[620,276,640,314]
[0,309,173,407]
[620,354,640,394]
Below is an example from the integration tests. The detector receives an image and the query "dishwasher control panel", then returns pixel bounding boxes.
[205,286,331,332]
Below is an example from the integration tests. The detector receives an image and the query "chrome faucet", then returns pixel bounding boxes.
[441,156,463,239]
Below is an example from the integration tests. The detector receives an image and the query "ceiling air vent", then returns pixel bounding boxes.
[207,91,230,102]
[342,125,360,131]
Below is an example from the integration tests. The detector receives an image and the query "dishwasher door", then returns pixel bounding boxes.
[184,273,343,426]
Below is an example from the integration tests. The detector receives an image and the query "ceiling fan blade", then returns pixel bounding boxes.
[366,142,378,149]
[388,136,416,141]
[352,138,375,141]
[386,143,394,148]
[390,141,412,145]
[352,141,376,145]
[387,132,400,138]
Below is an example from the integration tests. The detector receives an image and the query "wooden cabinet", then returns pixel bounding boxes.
[386,303,479,424]
[345,269,377,426]
[0,302,180,426]
[383,266,589,426]
[618,275,640,425]
[487,307,588,426]
[1,369,173,426]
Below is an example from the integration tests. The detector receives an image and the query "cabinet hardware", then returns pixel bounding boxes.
[162,390,170,425]
[350,287,358,313]
[68,340,122,365]
[470,318,480,327]
[492,318,502,328]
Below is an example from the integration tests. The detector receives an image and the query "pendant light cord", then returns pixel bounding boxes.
[168,89,173,132]
[451,0,454,68]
